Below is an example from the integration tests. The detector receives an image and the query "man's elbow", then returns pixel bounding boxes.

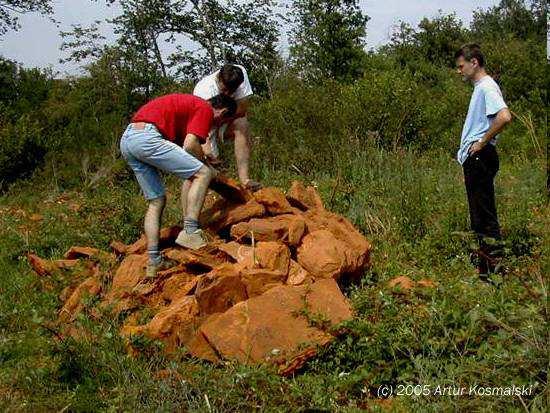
[501,109,512,124]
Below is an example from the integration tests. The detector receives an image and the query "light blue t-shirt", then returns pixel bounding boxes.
[457,75,508,165]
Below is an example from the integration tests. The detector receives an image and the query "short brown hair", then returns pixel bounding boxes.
[208,94,237,118]
[455,43,485,67]
[218,64,244,94]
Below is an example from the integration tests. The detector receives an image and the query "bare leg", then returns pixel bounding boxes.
[144,196,166,264]
[185,165,213,221]
[181,179,191,217]
[232,117,252,184]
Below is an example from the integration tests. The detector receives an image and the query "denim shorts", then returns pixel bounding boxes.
[119,123,204,200]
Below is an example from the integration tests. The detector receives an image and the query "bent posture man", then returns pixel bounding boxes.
[455,43,512,275]
[120,93,236,277]
[193,64,261,191]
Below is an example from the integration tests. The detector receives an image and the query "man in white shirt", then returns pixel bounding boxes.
[194,64,261,191]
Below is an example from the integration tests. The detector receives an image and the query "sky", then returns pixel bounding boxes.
[0,0,501,76]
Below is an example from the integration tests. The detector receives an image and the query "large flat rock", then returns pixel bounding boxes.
[199,278,353,373]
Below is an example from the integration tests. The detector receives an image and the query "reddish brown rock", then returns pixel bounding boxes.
[417,279,437,288]
[27,253,59,276]
[110,240,129,255]
[388,276,415,291]
[206,199,265,232]
[161,275,199,302]
[123,296,200,353]
[219,241,290,275]
[27,253,83,276]
[240,268,287,297]
[253,242,290,274]
[279,348,318,376]
[199,279,352,373]
[210,175,252,203]
[303,210,371,277]
[253,187,294,215]
[64,246,101,259]
[217,241,251,261]
[28,180,373,374]
[288,216,306,246]
[195,264,248,315]
[106,254,148,302]
[126,226,182,255]
[64,246,114,262]
[287,260,313,286]
[163,247,227,272]
[217,242,254,267]
[286,181,324,211]
[187,330,221,362]
[59,277,102,323]
[230,214,296,243]
[296,230,348,279]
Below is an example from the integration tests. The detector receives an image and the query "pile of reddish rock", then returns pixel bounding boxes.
[28,179,371,375]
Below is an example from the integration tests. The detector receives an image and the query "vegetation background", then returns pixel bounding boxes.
[0,0,547,411]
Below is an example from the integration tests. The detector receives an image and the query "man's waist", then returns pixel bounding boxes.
[130,121,157,131]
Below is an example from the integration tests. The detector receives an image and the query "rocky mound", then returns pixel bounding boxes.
[28,178,372,375]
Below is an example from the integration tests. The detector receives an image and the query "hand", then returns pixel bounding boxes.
[205,153,222,166]
[207,164,220,179]
[183,134,205,160]
[468,141,485,155]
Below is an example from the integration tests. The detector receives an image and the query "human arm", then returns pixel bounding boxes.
[230,66,252,119]
[184,133,206,161]
[469,108,512,154]
[235,97,249,118]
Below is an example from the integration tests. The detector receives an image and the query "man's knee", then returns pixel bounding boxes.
[234,117,250,135]
[148,195,166,208]
[193,165,213,181]
[227,117,249,138]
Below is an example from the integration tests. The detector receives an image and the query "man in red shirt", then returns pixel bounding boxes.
[120,93,236,277]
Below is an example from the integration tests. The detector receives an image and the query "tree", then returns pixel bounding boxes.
[61,0,281,95]
[289,0,369,82]
[169,0,282,93]
[471,0,547,41]
[386,12,466,68]
[0,0,53,35]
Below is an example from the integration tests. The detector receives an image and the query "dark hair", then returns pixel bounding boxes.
[455,43,485,67]
[218,64,244,93]
[208,94,237,118]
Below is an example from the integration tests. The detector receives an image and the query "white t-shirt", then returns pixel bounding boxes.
[193,64,253,101]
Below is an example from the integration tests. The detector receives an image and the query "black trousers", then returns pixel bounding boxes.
[463,144,501,250]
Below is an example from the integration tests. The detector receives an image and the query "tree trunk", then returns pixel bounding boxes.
[150,31,167,78]
[191,0,219,70]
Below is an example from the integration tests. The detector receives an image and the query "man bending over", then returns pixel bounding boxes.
[194,64,261,191]
[120,93,236,277]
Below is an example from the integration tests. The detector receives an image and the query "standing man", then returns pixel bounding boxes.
[193,64,261,191]
[455,43,512,275]
[120,93,236,277]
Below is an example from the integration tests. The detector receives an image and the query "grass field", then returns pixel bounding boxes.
[0,129,547,411]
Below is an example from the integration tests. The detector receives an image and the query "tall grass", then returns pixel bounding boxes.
[0,121,547,410]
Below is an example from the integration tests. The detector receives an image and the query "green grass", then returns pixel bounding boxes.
[0,135,547,411]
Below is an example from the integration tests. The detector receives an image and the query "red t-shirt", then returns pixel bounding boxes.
[132,94,213,144]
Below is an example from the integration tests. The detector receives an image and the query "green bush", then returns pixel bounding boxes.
[0,114,46,191]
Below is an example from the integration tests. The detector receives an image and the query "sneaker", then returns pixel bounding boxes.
[175,229,208,250]
[145,258,176,279]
